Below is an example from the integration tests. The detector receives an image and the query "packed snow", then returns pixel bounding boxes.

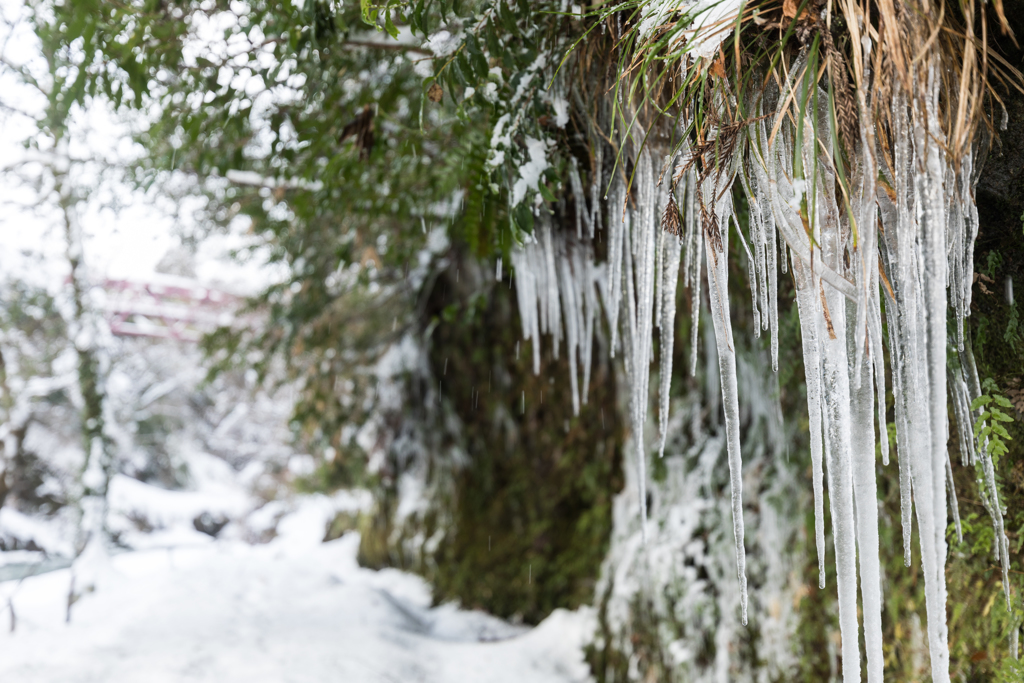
[0,500,595,683]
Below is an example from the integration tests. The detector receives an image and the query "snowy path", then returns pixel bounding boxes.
[0,520,594,682]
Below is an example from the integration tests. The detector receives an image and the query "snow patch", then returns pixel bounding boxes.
[0,522,596,683]
[511,137,551,206]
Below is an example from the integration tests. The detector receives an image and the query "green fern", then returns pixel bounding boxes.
[972,387,1015,463]
[459,133,491,257]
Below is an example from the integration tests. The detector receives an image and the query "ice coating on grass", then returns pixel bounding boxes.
[957,340,1012,608]
[637,0,746,60]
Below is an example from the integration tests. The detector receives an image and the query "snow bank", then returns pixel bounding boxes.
[107,473,249,531]
[0,507,72,556]
[0,504,595,683]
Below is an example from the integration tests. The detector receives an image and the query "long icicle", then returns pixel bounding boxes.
[702,172,748,625]
[631,144,659,540]
[792,255,828,589]
[818,279,862,683]
[918,61,952,683]
[885,90,916,567]
[849,297,884,683]
[684,168,704,378]
[658,226,682,458]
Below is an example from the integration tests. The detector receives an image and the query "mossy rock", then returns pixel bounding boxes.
[357,246,624,625]
[425,251,624,623]
[324,510,362,542]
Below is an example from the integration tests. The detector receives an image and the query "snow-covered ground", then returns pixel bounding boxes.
[0,499,595,683]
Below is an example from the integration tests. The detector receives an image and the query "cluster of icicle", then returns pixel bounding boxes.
[509,52,1011,683]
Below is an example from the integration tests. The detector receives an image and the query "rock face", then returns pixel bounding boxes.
[977,92,1024,250]
[357,247,624,625]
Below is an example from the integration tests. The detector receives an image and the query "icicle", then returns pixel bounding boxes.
[655,221,666,330]
[687,177,703,378]
[580,249,597,403]
[882,91,916,566]
[680,162,695,288]
[569,156,586,240]
[950,361,977,467]
[848,297,883,683]
[870,290,889,466]
[541,221,562,360]
[916,63,952,683]
[512,225,601,412]
[629,141,659,541]
[750,172,771,331]
[849,42,879,393]
[590,144,603,239]
[511,237,543,375]
[766,180,780,373]
[657,231,682,458]
[792,255,827,589]
[733,215,761,335]
[817,281,862,683]
[618,177,646,540]
[737,173,762,336]
[961,339,1012,609]
[559,253,581,416]
[751,114,791,375]
[702,171,748,625]
[572,250,588,404]
[607,176,626,356]
[946,449,963,544]
[622,208,639,373]
[962,146,981,325]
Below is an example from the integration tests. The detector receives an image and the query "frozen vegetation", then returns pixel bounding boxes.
[1,0,1022,680]
[506,23,1008,683]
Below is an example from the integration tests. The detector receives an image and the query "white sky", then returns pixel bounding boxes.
[0,0,275,295]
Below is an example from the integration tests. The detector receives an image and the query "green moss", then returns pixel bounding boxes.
[586,594,669,683]
[423,250,624,623]
[324,510,361,542]
[355,242,624,624]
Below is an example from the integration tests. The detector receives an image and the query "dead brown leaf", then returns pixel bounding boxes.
[820,283,837,340]
[427,82,443,103]
[340,104,375,160]
[661,193,681,236]
[709,50,727,79]
[360,247,382,269]
[782,0,810,21]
